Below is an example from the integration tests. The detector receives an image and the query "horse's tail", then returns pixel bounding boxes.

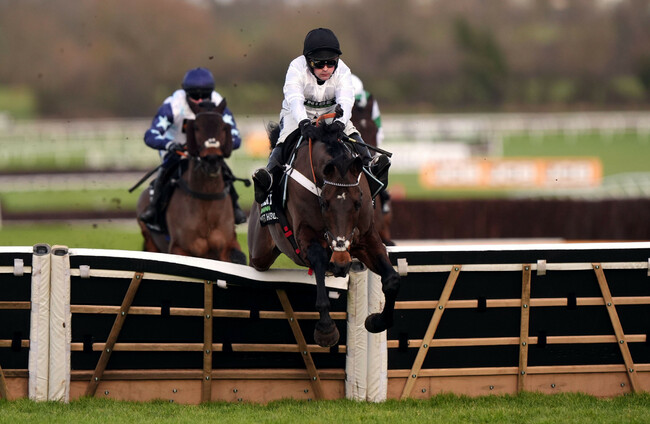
[266,122,281,148]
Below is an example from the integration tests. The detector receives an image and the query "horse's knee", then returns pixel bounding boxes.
[249,257,271,271]
[381,272,400,297]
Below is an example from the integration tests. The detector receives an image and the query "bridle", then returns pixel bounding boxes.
[177,110,228,200]
[305,112,361,253]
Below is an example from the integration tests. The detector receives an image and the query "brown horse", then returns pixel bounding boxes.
[350,94,393,245]
[137,100,246,264]
[248,115,400,347]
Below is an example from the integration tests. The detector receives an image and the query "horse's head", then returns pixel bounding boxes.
[185,99,233,174]
[316,143,365,277]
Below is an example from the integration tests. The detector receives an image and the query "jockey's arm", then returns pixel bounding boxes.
[144,103,175,151]
[222,106,242,150]
[284,62,309,124]
[333,62,354,125]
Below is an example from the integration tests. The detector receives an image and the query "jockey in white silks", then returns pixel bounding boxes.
[252,27,391,205]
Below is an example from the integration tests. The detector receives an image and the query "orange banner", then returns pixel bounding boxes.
[419,158,602,189]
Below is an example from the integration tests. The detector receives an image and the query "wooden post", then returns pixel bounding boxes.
[85,272,144,397]
[276,289,324,400]
[592,263,640,392]
[202,280,214,403]
[517,264,532,393]
[401,265,461,399]
[0,363,8,399]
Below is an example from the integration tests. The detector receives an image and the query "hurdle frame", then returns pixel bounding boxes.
[1,242,650,403]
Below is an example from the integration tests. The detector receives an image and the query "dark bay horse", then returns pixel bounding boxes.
[350,94,393,245]
[137,100,246,264]
[248,115,400,347]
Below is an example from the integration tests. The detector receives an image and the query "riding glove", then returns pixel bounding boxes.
[165,141,184,152]
[299,119,321,141]
[329,120,346,139]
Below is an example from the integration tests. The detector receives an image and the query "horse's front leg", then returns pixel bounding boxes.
[353,232,400,333]
[306,241,340,347]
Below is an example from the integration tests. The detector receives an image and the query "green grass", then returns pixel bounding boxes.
[0,222,144,250]
[1,189,140,213]
[502,131,650,176]
[0,222,299,268]
[1,392,650,423]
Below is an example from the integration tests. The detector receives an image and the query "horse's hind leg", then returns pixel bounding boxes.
[247,204,280,270]
[307,242,340,347]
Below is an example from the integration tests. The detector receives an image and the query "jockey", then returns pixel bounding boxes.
[350,73,391,214]
[139,67,247,227]
[251,27,391,204]
[350,73,385,147]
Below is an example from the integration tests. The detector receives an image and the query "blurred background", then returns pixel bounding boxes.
[1,0,650,249]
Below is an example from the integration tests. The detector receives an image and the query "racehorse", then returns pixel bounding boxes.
[136,100,246,264]
[350,94,393,245]
[248,114,400,347]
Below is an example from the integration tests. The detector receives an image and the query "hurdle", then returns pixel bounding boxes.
[385,242,650,398]
[1,241,650,403]
[1,245,350,403]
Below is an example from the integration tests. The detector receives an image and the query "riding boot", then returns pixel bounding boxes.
[349,133,392,197]
[229,184,247,224]
[252,143,285,204]
[138,167,167,225]
[349,133,373,167]
[220,161,247,224]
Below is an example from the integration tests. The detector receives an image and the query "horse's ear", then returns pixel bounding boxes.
[216,98,227,114]
[350,156,364,177]
[323,162,336,179]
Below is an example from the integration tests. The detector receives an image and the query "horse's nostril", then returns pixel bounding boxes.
[331,237,350,252]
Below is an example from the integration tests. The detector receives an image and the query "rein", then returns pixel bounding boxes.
[176,155,227,201]
[308,112,337,185]
[176,175,227,200]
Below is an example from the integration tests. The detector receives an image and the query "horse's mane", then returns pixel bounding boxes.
[266,120,357,176]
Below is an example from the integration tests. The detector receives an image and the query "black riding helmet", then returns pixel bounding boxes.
[303,28,342,60]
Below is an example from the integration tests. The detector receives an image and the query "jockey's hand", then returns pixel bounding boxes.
[334,104,343,119]
[165,142,184,152]
[328,120,346,139]
[299,119,321,140]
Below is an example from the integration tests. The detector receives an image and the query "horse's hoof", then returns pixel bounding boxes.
[314,324,340,348]
[364,313,392,333]
[231,250,247,265]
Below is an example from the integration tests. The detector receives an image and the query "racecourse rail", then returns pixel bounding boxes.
[1,242,650,403]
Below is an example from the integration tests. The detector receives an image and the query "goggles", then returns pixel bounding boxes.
[186,89,212,101]
[310,58,338,69]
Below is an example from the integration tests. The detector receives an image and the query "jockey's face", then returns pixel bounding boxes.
[311,57,338,81]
